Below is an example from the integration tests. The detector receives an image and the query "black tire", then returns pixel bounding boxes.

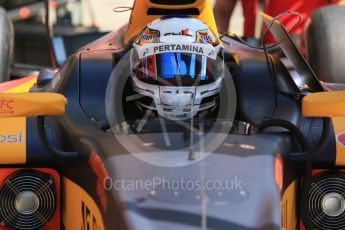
[0,7,13,82]
[307,5,345,84]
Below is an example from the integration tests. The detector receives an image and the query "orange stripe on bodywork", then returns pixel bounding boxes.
[281,180,298,230]
[0,76,37,164]
[0,76,37,92]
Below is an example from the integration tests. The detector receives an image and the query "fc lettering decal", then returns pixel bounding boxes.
[0,100,14,114]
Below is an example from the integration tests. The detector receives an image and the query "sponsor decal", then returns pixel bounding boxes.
[153,44,204,55]
[197,29,220,46]
[337,133,345,147]
[208,50,215,57]
[81,201,102,230]
[143,48,149,57]
[136,28,160,45]
[63,178,105,230]
[333,117,345,165]
[164,28,193,37]
[200,35,214,42]
[0,100,14,114]
[0,133,23,144]
[0,118,26,164]
[141,33,157,40]
[169,113,188,119]
[137,43,217,60]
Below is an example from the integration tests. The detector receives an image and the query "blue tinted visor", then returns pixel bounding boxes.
[138,52,219,86]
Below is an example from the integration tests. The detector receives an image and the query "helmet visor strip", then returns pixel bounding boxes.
[137,52,220,86]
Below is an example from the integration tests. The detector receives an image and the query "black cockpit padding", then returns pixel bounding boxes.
[233,54,301,127]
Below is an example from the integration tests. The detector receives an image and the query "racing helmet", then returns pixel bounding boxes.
[130,16,224,120]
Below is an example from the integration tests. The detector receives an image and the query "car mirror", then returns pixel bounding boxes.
[0,92,67,118]
[302,91,345,117]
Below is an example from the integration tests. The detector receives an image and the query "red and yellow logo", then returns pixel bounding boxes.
[338,133,345,147]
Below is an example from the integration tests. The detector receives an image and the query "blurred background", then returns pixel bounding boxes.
[3,0,339,69]
[1,1,343,88]
[1,0,245,34]
[0,0,246,68]
[84,0,244,35]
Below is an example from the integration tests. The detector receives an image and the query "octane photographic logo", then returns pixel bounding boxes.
[105,50,236,167]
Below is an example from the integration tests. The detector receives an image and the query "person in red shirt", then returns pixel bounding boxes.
[263,0,345,43]
[214,0,258,38]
